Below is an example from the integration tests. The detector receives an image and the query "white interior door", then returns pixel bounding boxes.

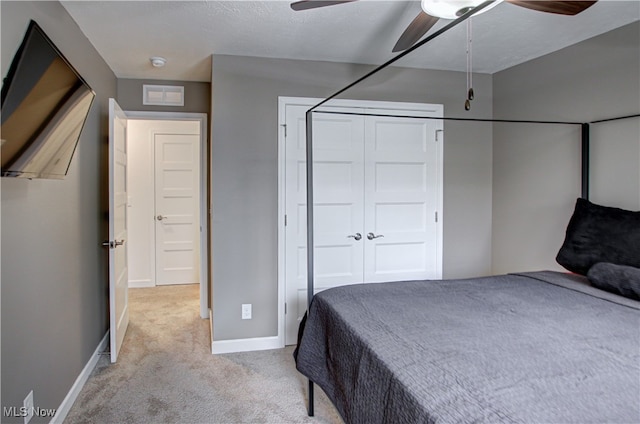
[154,133,201,285]
[363,111,441,282]
[108,98,129,363]
[285,104,365,343]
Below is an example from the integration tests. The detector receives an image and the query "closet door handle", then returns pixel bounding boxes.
[347,233,362,241]
[156,215,165,221]
[367,232,384,240]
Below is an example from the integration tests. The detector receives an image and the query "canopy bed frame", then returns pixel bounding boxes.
[298,0,640,419]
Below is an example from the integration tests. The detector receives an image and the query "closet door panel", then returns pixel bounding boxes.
[285,105,365,344]
[364,114,440,283]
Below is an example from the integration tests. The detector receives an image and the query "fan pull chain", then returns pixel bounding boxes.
[465,19,474,111]
[469,17,474,101]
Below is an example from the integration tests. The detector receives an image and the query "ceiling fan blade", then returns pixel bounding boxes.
[506,1,597,15]
[392,11,439,53]
[290,0,358,11]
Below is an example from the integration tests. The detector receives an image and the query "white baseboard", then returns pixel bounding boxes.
[51,332,109,424]
[209,308,214,354]
[128,279,154,288]
[212,335,282,354]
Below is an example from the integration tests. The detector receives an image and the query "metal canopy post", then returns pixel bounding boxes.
[581,123,590,200]
[583,113,640,199]
[305,109,315,417]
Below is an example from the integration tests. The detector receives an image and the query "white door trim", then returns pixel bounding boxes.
[277,96,444,346]
[125,111,209,319]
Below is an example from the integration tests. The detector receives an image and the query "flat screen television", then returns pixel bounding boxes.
[1,20,95,179]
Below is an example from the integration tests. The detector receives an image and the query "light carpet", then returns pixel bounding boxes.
[64,284,342,424]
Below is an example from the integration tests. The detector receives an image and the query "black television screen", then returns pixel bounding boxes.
[1,20,95,179]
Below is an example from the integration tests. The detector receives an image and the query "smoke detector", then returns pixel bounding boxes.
[149,56,167,68]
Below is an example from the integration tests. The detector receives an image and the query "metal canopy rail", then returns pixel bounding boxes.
[591,114,640,124]
[313,110,582,125]
[307,1,497,114]
[300,0,639,416]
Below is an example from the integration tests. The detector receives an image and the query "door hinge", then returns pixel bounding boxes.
[281,123,287,138]
[284,214,288,226]
[435,129,443,142]
[285,302,287,314]
[435,211,438,223]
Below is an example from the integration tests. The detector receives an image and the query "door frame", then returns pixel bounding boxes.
[125,111,209,319]
[277,96,444,345]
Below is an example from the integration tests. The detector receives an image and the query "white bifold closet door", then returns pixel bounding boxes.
[363,114,440,283]
[285,104,441,344]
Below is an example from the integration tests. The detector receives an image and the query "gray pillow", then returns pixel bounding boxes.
[587,262,640,300]
[556,198,640,275]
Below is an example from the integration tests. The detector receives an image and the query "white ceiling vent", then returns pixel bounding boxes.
[143,84,184,106]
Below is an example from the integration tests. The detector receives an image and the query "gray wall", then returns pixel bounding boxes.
[492,22,640,274]
[1,2,116,421]
[117,78,211,114]
[211,55,494,341]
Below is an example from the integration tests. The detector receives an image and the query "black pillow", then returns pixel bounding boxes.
[587,262,640,300]
[556,198,640,275]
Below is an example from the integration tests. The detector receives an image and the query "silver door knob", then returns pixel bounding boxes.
[367,232,384,240]
[102,240,125,248]
[347,233,362,241]
[156,215,165,221]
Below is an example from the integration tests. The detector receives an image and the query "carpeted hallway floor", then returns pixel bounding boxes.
[64,284,342,424]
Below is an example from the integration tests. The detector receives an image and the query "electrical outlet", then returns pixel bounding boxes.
[23,390,34,424]
[242,303,252,320]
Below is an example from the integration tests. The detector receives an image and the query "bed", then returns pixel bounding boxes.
[294,6,639,420]
[294,199,640,423]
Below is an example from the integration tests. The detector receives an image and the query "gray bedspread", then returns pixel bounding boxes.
[295,271,640,423]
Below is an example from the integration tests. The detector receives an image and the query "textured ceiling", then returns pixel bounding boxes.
[61,0,640,82]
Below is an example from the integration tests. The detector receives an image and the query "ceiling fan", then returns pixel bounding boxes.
[290,0,597,52]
